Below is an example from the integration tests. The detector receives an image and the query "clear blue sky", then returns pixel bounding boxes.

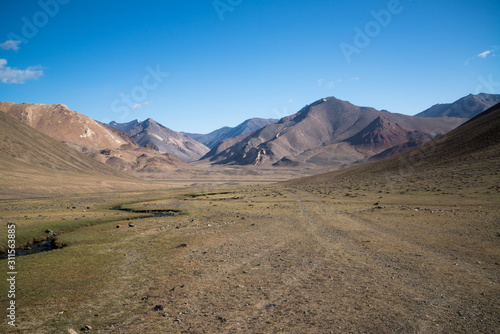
[1,0,499,133]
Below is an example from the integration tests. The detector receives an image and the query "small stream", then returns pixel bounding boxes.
[111,205,180,217]
[0,206,180,259]
[0,237,64,259]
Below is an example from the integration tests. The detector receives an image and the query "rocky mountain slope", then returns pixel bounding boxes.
[184,118,278,149]
[109,119,142,133]
[0,102,187,172]
[88,145,189,173]
[0,102,136,151]
[287,101,500,189]
[415,93,500,118]
[0,111,153,198]
[109,118,209,162]
[202,97,465,167]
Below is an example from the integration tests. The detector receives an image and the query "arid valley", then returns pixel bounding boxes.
[1,1,500,333]
[0,99,499,333]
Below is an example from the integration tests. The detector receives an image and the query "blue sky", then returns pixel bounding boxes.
[0,0,499,133]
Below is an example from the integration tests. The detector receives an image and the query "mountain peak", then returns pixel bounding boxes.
[371,115,392,125]
[0,102,136,151]
[185,117,279,149]
[342,115,413,150]
[109,117,209,162]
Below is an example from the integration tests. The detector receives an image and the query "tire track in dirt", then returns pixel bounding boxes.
[284,187,500,333]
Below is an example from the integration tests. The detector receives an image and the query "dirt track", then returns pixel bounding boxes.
[1,185,498,333]
[121,187,499,333]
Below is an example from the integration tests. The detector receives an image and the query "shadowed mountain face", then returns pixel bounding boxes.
[109,118,209,162]
[184,118,279,149]
[342,115,434,152]
[201,97,465,167]
[415,93,500,118]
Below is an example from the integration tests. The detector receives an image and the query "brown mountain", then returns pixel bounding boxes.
[342,115,433,153]
[184,117,279,149]
[202,97,465,167]
[109,118,210,162]
[0,102,137,151]
[88,145,189,173]
[0,102,187,173]
[286,101,500,189]
[0,111,153,198]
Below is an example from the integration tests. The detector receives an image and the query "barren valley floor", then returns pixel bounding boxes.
[0,182,498,333]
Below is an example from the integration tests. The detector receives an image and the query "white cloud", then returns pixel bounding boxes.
[465,47,498,65]
[0,59,43,84]
[478,50,493,58]
[132,101,150,109]
[317,78,323,86]
[0,40,21,51]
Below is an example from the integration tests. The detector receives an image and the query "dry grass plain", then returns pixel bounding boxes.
[0,172,498,333]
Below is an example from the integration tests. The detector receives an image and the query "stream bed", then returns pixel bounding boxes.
[0,205,180,259]
[111,205,180,217]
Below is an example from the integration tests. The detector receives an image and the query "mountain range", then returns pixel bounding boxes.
[0,111,155,198]
[0,102,136,151]
[1,93,498,174]
[201,97,467,167]
[184,118,279,149]
[415,93,500,118]
[288,99,500,190]
[0,103,188,173]
[109,118,209,162]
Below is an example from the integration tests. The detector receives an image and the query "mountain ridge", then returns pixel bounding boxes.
[201,96,465,167]
[0,110,154,198]
[0,103,189,172]
[286,101,500,189]
[415,93,500,118]
[109,118,209,162]
[0,102,137,151]
[184,117,279,149]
